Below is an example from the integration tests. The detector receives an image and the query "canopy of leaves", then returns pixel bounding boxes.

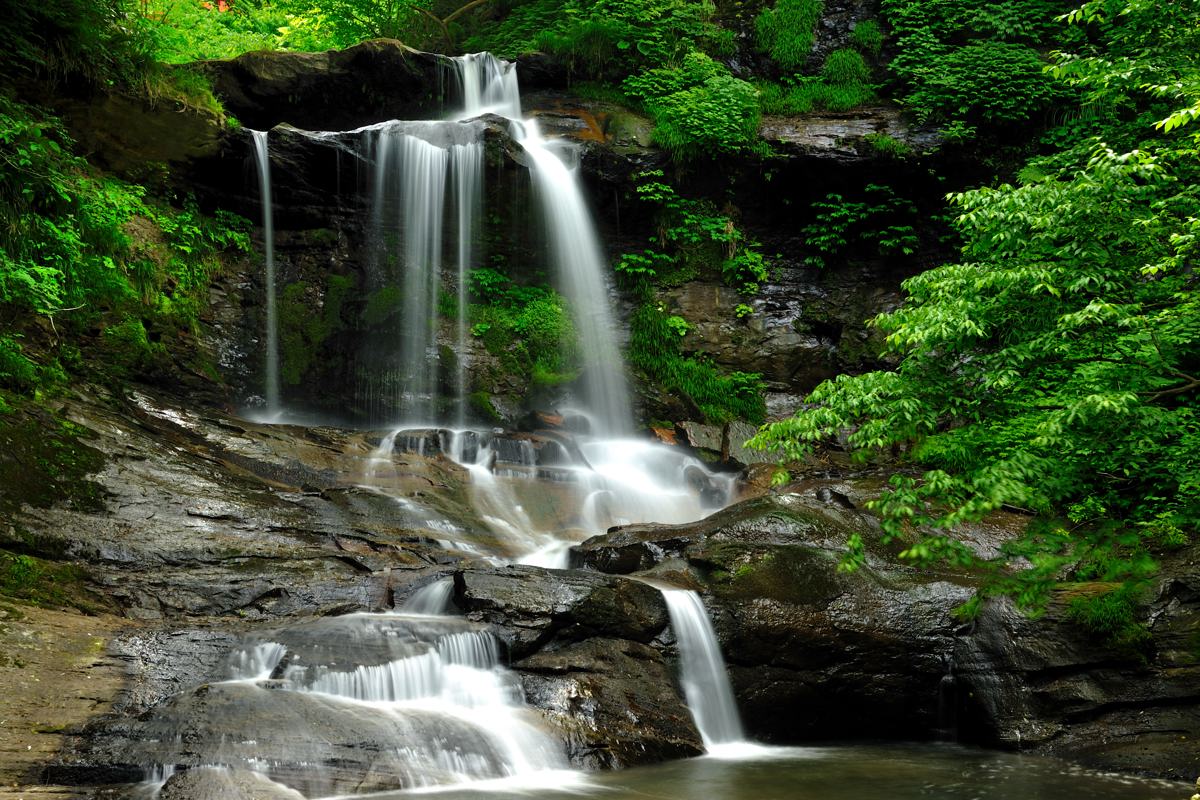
[880,0,1075,129]
[750,0,1200,618]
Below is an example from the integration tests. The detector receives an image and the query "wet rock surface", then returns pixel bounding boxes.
[952,559,1200,780]
[200,41,450,132]
[518,638,704,768]
[574,488,1200,778]
[9,388,717,794]
[454,566,670,657]
[759,106,943,162]
[573,489,978,740]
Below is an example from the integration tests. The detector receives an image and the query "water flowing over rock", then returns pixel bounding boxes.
[249,129,281,416]
[660,589,746,748]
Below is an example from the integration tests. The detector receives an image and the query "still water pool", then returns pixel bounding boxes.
[367,743,1187,800]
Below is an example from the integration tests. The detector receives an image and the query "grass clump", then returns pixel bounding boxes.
[755,0,824,71]
[629,305,766,424]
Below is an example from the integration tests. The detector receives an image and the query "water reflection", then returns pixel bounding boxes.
[346,743,1187,800]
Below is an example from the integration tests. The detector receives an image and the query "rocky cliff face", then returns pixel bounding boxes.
[104,40,946,426]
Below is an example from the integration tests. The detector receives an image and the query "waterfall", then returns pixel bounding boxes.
[453,141,482,425]
[360,121,485,422]
[450,53,633,435]
[249,129,281,417]
[519,137,634,435]
[402,577,454,614]
[661,589,746,749]
[169,615,579,796]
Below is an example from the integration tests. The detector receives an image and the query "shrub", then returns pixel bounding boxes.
[850,19,883,56]
[822,48,870,85]
[864,132,913,158]
[629,305,766,424]
[905,41,1063,124]
[0,338,38,392]
[755,0,824,71]
[648,74,762,160]
[624,54,761,160]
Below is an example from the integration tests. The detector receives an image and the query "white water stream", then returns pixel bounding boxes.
[451,53,633,434]
[249,129,281,417]
[661,589,747,749]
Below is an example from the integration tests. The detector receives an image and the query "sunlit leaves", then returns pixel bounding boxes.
[748,2,1200,617]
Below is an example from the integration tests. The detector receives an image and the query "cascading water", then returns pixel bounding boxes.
[360,121,485,422]
[222,52,752,798]
[661,589,746,750]
[450,53,633,434]
[452,141,482,425]
[249,129,281,416]
[135,615,576,797]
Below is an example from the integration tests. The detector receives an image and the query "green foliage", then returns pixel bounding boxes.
[0,96,249,392]
[880,0,1071,130]
[665,315,690,337]
[467,272,578,385]
[864,132,913,158]
[749,0,1200,613]
[906,42,1064,125]
[0,338,39,393]
[1066,583,1152,653]
[278,274,354,385]
[137,1,288,62]
[850,19,883,57]
[0,0,155,87]
[617,171,769,293]
[468,0,722,76]
[754,0,823,71]
[362,285,404,326]
[0,410,106,516]
[822,48,870,86]
[623,54,761,160]
[0,549,94,610]
[629,305,766,424]
[471,0,747,161]
[756,46,876,116]
[800,184,919,267]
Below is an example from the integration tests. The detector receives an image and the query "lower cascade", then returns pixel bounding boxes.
[135,615,574,797]
[661,589,747,749]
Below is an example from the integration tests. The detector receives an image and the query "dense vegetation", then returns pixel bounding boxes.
[0,0,252,604]
[750,0,1200,641]
[2,0,1196,632]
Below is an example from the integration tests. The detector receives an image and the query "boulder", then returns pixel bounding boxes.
[201,41,448,131]
[453,565,669,657]
[518,638,704,768]
[573,486,1200,779]
[159,766,305,800]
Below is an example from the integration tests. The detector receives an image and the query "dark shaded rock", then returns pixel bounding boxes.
[518,638,704,768]
[658,259,913,418]
[453,565,669,657]
[575,486,1200,779]
[54,92,224,175]
[953,562,1200,780]
[201,42,450,131]
[573,490,983,740]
